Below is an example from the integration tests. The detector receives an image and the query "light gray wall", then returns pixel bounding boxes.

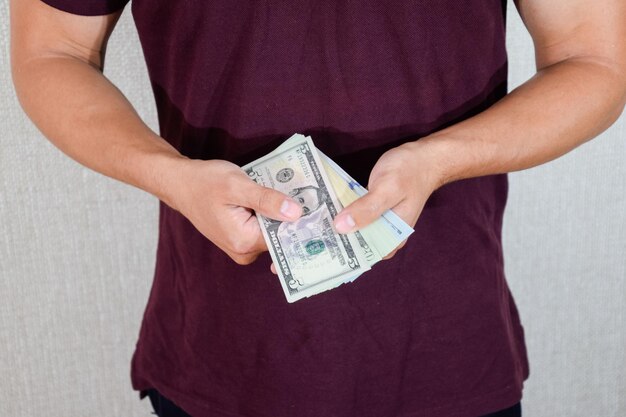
[504,7,626,417]
[1,1,624,416]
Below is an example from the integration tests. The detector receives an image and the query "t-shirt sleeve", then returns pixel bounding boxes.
[40,0,130,16]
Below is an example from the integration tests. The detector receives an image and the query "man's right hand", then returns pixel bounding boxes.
[11,0,302,266]
[168,159,302,265]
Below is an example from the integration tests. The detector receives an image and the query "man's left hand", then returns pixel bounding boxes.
[333,140,443,259]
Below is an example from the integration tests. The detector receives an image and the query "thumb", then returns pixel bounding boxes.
[241,182,302,222]
[334,189,399,234]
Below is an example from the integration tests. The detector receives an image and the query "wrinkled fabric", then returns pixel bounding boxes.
[41,1,528,416]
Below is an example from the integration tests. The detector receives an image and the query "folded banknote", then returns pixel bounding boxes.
[242,134,413,302]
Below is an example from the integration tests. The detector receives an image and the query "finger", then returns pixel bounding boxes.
[270,263,277,274]
[234,215,270,254]
[239,180,302,222]
[382,240,407,260]
[334,188,401,234]
[215,212,268,264]
[224,230,266,265]
[228,251,261,265]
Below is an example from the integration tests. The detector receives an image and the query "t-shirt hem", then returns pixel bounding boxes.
[40,0,128,16]
[135,376,523,417]
[402,383,523,417]
[135,381,241,417]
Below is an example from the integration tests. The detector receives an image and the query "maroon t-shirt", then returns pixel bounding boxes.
[43,1,529,416]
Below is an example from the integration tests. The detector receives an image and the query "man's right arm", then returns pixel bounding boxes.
[10,0,302,264]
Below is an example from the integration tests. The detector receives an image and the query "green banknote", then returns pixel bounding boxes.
[242,134,413,302]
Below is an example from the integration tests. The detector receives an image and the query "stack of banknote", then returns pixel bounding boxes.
[242,134,413,302]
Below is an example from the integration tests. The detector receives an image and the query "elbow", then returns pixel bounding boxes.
[610,56,626,117]
[605,63,626,130]
[10,52,32,119]
[10,49,41,122]
[583,55,626,131]
[617,75,626,120]
[599,49,626,124]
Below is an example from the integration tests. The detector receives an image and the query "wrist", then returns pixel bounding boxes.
[134,145,190,211]
[402,135,457,191]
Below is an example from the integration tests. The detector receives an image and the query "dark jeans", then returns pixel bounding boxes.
[147,389,192,417]
[146,389,521,417]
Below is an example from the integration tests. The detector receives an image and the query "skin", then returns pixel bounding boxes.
[10,0,303,266]
[10,0,626,271]
[333,1,626,259]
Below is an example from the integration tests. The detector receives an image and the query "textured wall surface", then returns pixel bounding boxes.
[504,8,626,417]
[0,1,624,416]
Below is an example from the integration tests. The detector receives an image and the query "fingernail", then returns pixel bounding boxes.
[335,214,356,233]
[280,200,301,219]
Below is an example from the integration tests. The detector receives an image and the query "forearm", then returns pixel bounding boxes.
[12,54,184,207]
[13,53,307,266]
[417,58,626,187]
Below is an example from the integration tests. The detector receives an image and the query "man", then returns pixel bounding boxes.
[10,1,625,417]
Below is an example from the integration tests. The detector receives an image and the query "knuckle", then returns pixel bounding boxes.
[256,188,276,211]
[366,200,382,214]
[361,197,383,217]
[383,242,406,260]
[228,236,255,255]
[231,253,255,265]
[223,173,242,199]
[387,176,404,193]
[372,189,400,211]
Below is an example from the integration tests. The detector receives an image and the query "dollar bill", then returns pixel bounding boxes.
[276,134,413,256]
[273,134,413,261]
[319,151,414,260]
[242,134,371,302]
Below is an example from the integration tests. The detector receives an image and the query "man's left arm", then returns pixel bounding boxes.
[333,0,626,247]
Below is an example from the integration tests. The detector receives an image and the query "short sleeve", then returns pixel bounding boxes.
[40,0,130,16]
